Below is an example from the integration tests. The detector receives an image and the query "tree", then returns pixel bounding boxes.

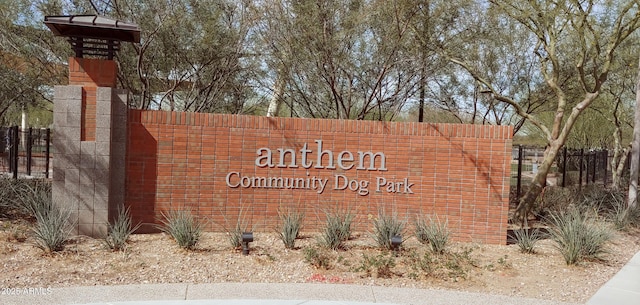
[256,0,420,120]
[405,0,548,131]
[440,0,640,223]
[628,56,640,208]
[0,0,70,125]
[106,0,260,113]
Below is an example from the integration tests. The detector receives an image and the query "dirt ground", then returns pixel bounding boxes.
[0,219,639,304]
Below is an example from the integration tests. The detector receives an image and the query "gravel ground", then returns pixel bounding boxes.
[1,221,638,304]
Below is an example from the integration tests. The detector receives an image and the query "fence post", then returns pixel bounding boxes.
[579,148,584,190]
[591,152,597,184]
[7,127,13,173]
[585,151,590,185]
[517,145,523,200]
[603,150,608,186]
[45,128,50,179]
[26,127,32,176]
[11,126,18,179]
[562,147,567,187]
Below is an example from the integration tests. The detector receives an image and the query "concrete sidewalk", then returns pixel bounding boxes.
[2,282,581,305]
[588,251,640,305]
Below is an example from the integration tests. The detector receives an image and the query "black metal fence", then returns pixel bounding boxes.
[0,126,52,179]
[511,145,622,201]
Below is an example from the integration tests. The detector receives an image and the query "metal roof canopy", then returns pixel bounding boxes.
[44,15,140,59]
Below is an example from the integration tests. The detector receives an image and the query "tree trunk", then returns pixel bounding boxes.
[628,57,640,209]
[267,67,286,117]
[513,141,562,224]
[612,146,630,190]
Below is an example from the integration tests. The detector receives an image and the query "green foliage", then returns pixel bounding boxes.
[405,247,477,281]
[406,250,435,276]
[18,181,52,218]
[0,179,51,218]
[0,179,15,216]
[103,206,140,251]
[578,185,626,214]
[7,225,28,243]
[303,246,333,270]
[607,200,640,231]
[319,210,354,250]
[566,185,640,231]
[535,186,576,217]
[32,204,73,253]
[372,209,406,250]
[414,216,450,254]
[0,179,70,251]
[159,210,203,250]
[510,228,543,254]
[485,255,512,271]
[355,253,396,278]
[584,188,640,231]
[220,207,253,249]
[547,209,612,265]
[277,208,303,249]
[6,179,55,224]
[226,222,246,249]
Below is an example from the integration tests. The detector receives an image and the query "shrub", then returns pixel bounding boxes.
[536,186,576,217]
[607,199,640,231]
[406,250,435,277]
[0,179,13,216]
[159,210,203,250]
[404,247,476,281]
[547,209,612,265]
[1,179,52,219]
[415,216,450,254]
[578,185,625,216]
[32,204,73,253]
[355,253,396,278]
[103,206,140,251]
[221,208,253,249]
[7,225,29,243]
[303,247,333,269]
[372,209,406,250]
[319,210,354,250]
[227,222,245,249]
[510,227,543,254]
[277,208,303,249]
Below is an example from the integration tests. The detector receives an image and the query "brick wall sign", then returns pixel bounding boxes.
[126,110,513,244]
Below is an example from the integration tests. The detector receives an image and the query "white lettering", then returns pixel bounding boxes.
[334,174,369,195]
[403,178,414,194]
[277,148,298,168]
[241,176,252,188]
[376,177,386,192]
[357,151,387,171]
[334,174,348,190]
[226,172,240,187]
[255,148,273,167]
[300,143,313,168]
[317,178,328,194]
[315,140,336,169]
[337,151,354,170]
[254,140,386,171]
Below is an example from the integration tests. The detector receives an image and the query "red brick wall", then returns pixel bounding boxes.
[126,110,513,244]
[68,57,118,141]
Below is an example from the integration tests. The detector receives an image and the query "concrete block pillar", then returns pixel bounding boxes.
[52,57,128,237]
